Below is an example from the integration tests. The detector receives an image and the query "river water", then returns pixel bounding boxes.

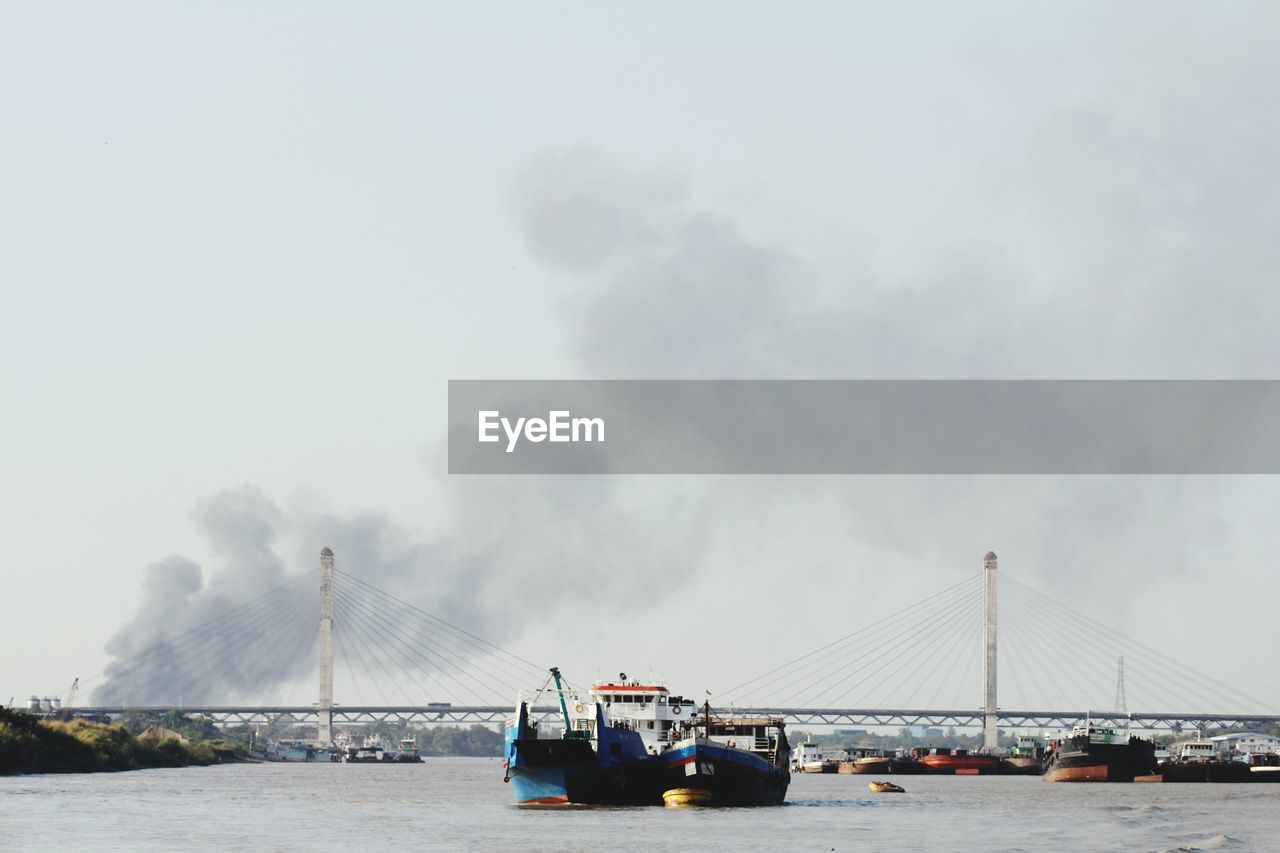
[2,759,1276,852]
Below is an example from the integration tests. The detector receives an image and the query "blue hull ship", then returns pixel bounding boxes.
[503,668,790,807]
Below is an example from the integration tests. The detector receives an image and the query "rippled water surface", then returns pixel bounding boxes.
[3,759,1278,852]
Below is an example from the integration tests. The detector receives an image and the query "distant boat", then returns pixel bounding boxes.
[868,780,905,793]
[913,747,1002,775]
[1002,733,1045,775]
[792,739,838,773]
[392,737,423,763]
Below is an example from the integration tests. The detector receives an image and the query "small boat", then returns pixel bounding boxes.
[663,787,713,807]
[868,781,905,793]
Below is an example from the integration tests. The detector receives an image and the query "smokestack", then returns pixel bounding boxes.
[318,547,334,746]
[982,550,998,750]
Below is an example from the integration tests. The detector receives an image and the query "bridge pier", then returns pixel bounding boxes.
[318,547,334,746]
[982,550,998,750]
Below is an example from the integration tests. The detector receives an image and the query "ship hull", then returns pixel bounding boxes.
[918,755,1002,775]
[843,757,927,775]
[503,702,664,806]
[507,763,663,806]
[1158,761,1255,783]
[1001,756,1044,775]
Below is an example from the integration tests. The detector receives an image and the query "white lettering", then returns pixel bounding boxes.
[573,416,604,443]
[548,410,570,442]
[480,410,605,452]
[478,411,500,443]
[502,417,526,453]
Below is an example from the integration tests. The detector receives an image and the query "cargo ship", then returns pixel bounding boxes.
[1043,719,1157,782]
[839,748,927,775]
[503,668,790,806]
[913,746,1002,775]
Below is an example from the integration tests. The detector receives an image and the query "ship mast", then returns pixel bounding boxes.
[549,667,579,738]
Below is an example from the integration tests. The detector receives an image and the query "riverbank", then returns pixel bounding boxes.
[0,708,219,774]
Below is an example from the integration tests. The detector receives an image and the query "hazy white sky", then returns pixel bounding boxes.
[3,2,1278,712]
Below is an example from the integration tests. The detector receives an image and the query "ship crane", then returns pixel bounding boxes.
[60,678,79,721]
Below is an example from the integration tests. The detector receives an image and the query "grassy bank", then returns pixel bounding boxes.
[0,707,218,774]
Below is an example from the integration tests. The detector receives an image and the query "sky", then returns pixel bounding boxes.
[2,2,1279,714]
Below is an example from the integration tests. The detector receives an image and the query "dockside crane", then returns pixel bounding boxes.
[59,677,79,721]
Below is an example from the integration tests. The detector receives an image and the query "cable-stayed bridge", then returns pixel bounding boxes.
[68,550,1280,738]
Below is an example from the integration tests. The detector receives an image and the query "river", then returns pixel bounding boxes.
[2,759,1276,851]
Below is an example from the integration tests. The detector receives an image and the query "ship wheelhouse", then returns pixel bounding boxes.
[573,679,698,751]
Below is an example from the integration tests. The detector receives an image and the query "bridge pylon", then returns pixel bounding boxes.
[982,550,998,750]
[318,547,335,746]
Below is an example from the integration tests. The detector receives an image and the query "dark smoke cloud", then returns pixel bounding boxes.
[97,7,1280,710]
[94,486,315,705]
[93,477,715,705]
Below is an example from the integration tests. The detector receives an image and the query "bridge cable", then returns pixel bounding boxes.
[737,576,983,705]
[332,585,492,705]
[721,573,981,700]
[782,583,985,707]
[335,583,527,704]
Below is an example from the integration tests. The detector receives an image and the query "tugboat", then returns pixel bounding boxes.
[1002,733,1045,775]
[793,738,837,773]
[503,668,791,806]
[392,736,424,763]
[1043,718,1157,782]
[659,702,791,806]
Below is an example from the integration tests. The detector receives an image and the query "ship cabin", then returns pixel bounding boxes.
[1175,740,1216,763]
[1071,721,1130,745]
[697,716,786,757]
[581,680,697,752]
[1012,733,1042,756]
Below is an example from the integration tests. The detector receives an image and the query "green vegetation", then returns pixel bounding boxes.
[0,707,220,775]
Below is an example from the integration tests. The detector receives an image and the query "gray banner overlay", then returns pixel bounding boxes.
[448,380,1280,474]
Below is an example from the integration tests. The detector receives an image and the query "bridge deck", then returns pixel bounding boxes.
[70,706,1280,731]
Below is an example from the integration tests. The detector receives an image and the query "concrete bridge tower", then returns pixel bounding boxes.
[318,547,335,746]
[982,550,998,750]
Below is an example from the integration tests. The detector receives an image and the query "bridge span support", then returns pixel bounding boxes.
[318,547,335,746]
[982,550,998,750]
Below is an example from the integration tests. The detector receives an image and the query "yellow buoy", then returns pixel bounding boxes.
[663,787,714,807]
